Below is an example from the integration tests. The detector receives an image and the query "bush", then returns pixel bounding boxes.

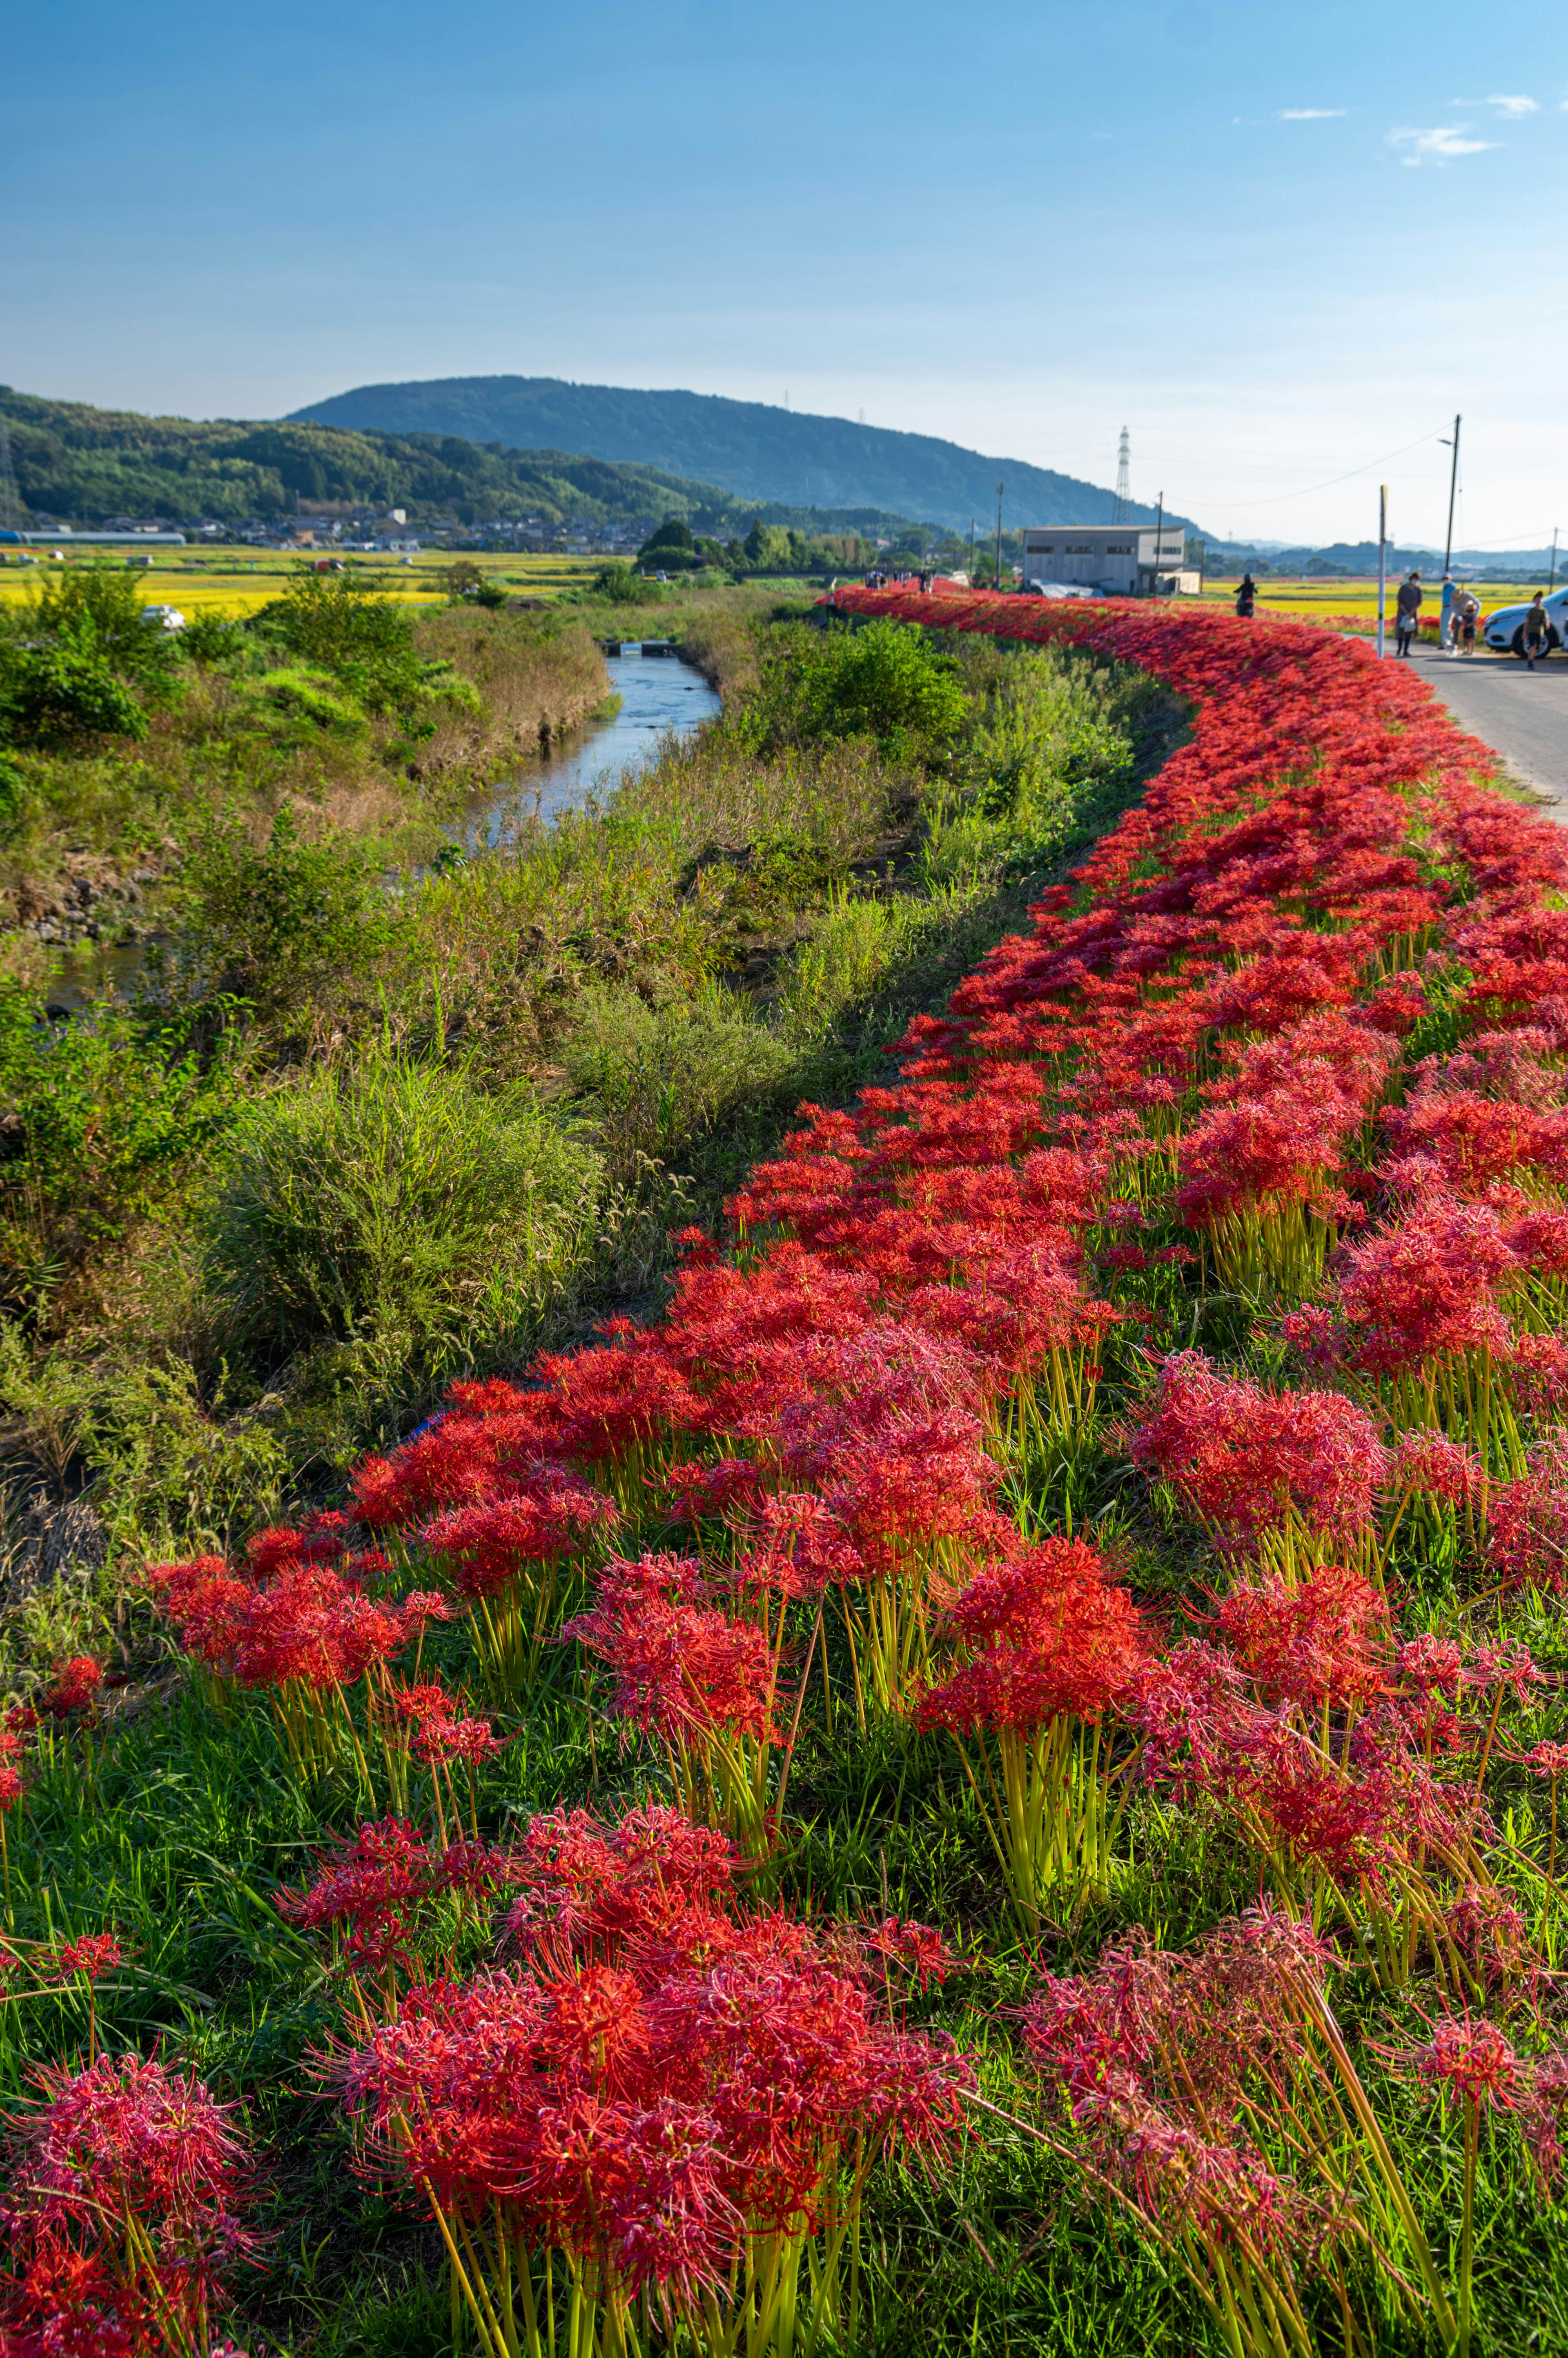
[742,619,967,759]
[253,666,368,735]
[180,612,249,668]
[590,564,666,608]
[198,1051,602,1388]
[259,568,427,715]
[165,804,405,1016]
[561,981,793,1183]
[0,637,148,745]
[0,989,236,1320]
[30,565,183,702]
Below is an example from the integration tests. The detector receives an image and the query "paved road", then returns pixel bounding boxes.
[1400,641,1568,819]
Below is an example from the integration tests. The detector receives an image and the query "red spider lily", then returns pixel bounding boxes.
[277,1815,510,2002]
[154,1557,448,1790]
[0,2052,260,2358]
[51,1935,124,1981]
[1212,1564,1390,1716]
[916,1539,1148,1927]
[1488,1429,1568,1592]
[564,1557,785,1861]
[1130,1352,1388,1571]
[39,1657,105,1719]
[1020,1900,1469,2354]
[502,1803,740,1969]
[376,1677,503,1838]
[419,1467,618,1697]
[329,1848,970,2358]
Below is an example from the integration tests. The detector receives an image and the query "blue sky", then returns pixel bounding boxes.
[5,0,1566,547]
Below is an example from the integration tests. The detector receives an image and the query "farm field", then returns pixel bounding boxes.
[1200,576,1542,624]
[6,587,1568,2358]
[0,549,607,617]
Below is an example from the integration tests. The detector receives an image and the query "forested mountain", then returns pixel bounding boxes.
[0,388,920,538]
[290,376,1189,534]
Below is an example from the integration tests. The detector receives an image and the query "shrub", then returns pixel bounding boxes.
[0,637,147,745]
[165,804,405,1015]
[29,563,183,701]
[742,617,968,759]
[561,981,793,1183]
[198,1050,601,1387]
[0,990,236,1318]
[252,665,368,735]
[258,568,427,716]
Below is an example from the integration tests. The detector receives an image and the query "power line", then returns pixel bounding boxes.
[1198,424,1457,512]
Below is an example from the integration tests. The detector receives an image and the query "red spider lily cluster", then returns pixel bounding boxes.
[93,592,1568,2352]
[0,2052,260,2358]
[325,1801,967,2358]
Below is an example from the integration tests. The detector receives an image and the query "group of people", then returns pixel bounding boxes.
[1235,566,1555,669]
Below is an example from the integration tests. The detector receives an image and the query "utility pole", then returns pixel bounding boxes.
[994,481,1004,593]
[1550,528,1559,595]
[1440,413,1461,639]
[1151,491,1164,597]
[1377,485,1388,661]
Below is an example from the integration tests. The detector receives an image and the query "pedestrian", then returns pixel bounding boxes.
[1395,571,1422,658]
[1235,572,1256,619]
[1522,591,1551,670]
[1457,588,1479,656]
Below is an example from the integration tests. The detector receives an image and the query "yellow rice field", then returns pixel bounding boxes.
[0,547,605,617]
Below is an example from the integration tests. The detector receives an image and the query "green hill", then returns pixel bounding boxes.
[0,388,923,539]
[290,375,1189,537]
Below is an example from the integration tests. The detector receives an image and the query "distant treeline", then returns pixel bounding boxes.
[0,388,935,543]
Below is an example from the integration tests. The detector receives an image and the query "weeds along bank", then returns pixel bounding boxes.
[7,594,1568,2354]
[0,565,624,942]
[0,593,1176,1596]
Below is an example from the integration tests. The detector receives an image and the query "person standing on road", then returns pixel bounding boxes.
[1523,591,1551,670]
[1457,588,1479,656]
[1235,572,1256,618]
[1395,571,1423,658]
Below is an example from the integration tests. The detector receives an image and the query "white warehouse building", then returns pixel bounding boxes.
[1020,523,1188,595]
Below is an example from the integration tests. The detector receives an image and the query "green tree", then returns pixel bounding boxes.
[32,563,183,701]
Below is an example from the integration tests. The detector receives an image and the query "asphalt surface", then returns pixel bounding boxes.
[1399,641,1568,819]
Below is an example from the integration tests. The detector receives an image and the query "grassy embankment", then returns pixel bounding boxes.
[0,581,1180,1630]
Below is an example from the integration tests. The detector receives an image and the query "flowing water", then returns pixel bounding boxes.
[457,645,722,847]
[54,645,722,1004]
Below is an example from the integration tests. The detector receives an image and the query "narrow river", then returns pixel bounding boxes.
[459,645,722,848]
[55,644,722,1004]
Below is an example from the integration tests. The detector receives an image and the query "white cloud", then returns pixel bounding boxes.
[1388,124,1499,166]
[1452,93,1537,114]
[1277,107,1346,120]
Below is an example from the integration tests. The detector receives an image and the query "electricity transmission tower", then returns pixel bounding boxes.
[0,414,21,535]
[1112,427,1132,524]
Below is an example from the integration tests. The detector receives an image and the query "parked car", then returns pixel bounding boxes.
[1480,586,1568,656]
[139,605,186,630]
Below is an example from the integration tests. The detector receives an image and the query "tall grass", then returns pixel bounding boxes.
[199,1049,601,1416]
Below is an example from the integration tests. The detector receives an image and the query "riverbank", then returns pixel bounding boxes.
[0,607,1185,1631]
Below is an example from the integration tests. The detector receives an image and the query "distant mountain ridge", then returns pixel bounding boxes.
[0,387,918,539]
[290,376,1189,537]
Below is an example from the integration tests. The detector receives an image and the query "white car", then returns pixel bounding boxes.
[1480,586,1568,656]
[139,604,186,630]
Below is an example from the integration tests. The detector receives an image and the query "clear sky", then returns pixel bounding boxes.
[5,0,1565,549]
